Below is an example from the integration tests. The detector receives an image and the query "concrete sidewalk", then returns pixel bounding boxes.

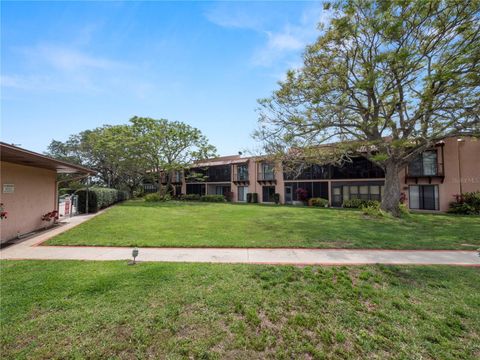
[1,213,479,266]
[1,245,479,266]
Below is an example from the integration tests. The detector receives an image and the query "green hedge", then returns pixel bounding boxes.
[144,193,171,202]
[75,188,130,213]
[180,194,201,201]
[342,199,380,209]
[247,193,258,203]
[200,195,226,202]
[309,198,329,207]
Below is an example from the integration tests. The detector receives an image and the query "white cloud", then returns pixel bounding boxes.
[252,5,332,67]
[268,31,304,51]
[2,44,156,99]
[19,44,124,72]
[204,3,264,31]
[205,2,332,68]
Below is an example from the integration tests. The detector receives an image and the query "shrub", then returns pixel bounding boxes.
[448,191,480,215]
[225,191,234,202]
[342,199,380,209]
[144,193,160,202]
[342,198,365,208]
[296,188,309,202]
[75,187,129,213]
[144,193,171,202]
[309,198,329,207]
[398,203,410,217]
[274,193,280,204]
[247,193,258,203]
[200,195,226,202]
[360,201,385,217]
[133,188,145,198]
[180,194,201,201]
[464,191,480,210]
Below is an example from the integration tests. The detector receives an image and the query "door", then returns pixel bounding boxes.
[332,186,342,207]
[422,185,436,210]
[237,186,248,202]
[285,186,293,203]
[409,185,439,210]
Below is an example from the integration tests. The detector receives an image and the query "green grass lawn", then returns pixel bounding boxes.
[1,260,479,359]
[45,201,480,249]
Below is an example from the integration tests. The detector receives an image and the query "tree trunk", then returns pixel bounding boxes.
[166,171,172,197]
[381,160,401,216]
[157,169,164,195]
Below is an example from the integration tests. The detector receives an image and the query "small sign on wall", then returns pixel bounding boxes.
[3,184,14,193]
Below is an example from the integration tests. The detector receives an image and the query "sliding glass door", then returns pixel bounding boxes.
[409,185,439,210]
[237,186,248,202]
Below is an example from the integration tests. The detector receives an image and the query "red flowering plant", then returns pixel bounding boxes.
[0,203,7,220]
[296,188,309,202]
[41,210,59,224]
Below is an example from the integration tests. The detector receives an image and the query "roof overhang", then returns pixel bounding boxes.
[0,142,94,174]
[194,158,249,167]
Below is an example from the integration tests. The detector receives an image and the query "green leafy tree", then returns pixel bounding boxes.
[130,117,217,195]
[47,125,149,195]
[86,125,149,194]
[255,0,480,215]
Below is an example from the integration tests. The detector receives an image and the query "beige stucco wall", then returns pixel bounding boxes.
[0,161,57,243]
[400,136,480,211]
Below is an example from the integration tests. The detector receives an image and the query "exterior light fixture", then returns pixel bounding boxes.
[131,248,139,264]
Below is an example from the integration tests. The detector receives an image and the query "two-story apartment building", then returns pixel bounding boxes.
[400,136,480,211]
[149,136,479,212]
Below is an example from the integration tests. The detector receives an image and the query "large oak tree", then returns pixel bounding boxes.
[255,0,480,215]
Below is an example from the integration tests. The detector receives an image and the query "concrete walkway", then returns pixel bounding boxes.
[1,213,479,266]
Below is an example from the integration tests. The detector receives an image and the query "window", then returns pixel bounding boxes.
[423,152,437,176]
[409,185,439,210]
[332,186,342,206]
[409,151,438,176]
[215,186,231,195]
[262,186,276,202]
[237,165,248,181]
[332,183,384,206]
[186,184,205,195]
[359,185,369,200]
[350,186,358,199]
[238,186,248,202]
[261,163,275,180]
[370,185,381,201]
[207,165,231,182]
[332,157,385,179]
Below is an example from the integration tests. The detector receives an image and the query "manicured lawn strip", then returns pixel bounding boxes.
[45,201,480,249]
[1,261,479,359]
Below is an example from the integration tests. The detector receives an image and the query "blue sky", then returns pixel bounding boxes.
[1,1,329,155]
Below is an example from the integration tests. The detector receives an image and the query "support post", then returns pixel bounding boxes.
[86,176,90,214]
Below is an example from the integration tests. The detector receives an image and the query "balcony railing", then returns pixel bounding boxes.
[257,171,276,181]
[232,172,249,181]
[406,163,444,177]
